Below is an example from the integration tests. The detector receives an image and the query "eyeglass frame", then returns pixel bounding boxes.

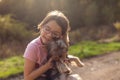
[42,25,62,39]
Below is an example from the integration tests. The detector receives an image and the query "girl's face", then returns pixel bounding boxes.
[40,20,62,45]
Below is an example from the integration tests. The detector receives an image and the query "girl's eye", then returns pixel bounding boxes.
[52,33,60,38]
[45,27,50,32]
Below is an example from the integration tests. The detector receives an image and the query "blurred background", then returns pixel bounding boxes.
[0,0,120,79]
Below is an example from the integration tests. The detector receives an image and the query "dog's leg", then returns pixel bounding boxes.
[68,55,84,67]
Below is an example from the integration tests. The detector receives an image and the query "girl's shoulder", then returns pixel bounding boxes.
[28,36,45,48]
[29,37,41,46]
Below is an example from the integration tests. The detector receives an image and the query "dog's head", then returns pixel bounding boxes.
[47,39,68,60]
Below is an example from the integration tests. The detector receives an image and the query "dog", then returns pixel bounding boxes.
[46,39,84,80]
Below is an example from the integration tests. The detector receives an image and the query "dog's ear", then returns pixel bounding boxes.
[47,41,56,54]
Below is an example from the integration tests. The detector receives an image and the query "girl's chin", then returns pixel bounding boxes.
[42,37,50,45]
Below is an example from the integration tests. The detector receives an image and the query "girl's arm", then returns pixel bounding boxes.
[24,58,53,80]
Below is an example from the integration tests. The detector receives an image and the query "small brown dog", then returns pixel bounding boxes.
[46,39,84,80]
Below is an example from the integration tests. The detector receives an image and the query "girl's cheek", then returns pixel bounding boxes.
[40,30,45,36]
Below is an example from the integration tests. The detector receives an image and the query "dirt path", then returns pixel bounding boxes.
[72,51,120,80]
[4,52,120,80]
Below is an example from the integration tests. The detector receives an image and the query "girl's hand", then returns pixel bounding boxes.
[44,58,54,69]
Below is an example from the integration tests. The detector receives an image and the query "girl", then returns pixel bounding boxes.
[23,10,70,80]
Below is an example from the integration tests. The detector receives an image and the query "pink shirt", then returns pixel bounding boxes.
[23,36,48,67]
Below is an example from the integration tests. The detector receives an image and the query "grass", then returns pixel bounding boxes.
[1,41,120,79]
[69,41,120,58]
[0,56,24,79]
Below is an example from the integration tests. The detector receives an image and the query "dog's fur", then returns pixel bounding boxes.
[46,39,84,80]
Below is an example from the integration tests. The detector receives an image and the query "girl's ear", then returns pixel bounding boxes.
[40,25,45,31]
[41,25,44,29]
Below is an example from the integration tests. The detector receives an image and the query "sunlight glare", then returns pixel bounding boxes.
[0,0,2,2]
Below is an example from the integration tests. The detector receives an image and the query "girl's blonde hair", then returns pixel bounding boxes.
[38,10,70,46]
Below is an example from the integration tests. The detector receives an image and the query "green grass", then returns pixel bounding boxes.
[0,56,24,79]
[69,41,120,58]
[1,41,120,79]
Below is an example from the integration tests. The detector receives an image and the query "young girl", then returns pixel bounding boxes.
[23,10,70,80]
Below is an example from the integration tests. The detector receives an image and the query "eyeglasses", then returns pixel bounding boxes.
[43,25,61,39]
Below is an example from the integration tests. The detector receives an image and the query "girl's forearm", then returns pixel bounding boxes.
[24,64,48,80]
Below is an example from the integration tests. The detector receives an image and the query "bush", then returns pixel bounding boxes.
[0,14,34,58]
[69,29,81,44]
[0,14,33,43]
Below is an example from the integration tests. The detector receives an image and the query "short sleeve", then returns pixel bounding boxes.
[23,43,37,62]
